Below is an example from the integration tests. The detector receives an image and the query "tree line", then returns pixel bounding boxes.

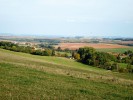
[72,47,133,73]
[0,41,55,56]
[0,41,133,73]
[0,41,70,57]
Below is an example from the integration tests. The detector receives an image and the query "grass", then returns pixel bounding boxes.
[97,48,133,53]
[0,48,133,99]
[55,51,71,56]
[118,63,133,68]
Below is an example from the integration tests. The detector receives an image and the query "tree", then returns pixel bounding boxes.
[44,49,52,56]
[103,62,112,70]
[77,47,96,64]
[95,52,108,65]
[117,54,121,62]
[74,53,80,60]
[11,46,17,51]
[124,50,133,55]
[57,47,62,51]
[72,51,76,58]
[32,50,42,55]
[51,49,55,56]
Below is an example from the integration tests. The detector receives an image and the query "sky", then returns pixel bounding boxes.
[0,0,133,37]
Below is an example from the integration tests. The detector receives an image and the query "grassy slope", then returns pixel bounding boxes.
[0,49,133,100]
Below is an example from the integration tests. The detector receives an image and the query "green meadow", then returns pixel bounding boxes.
[97,48,133,53]
[0,48,133,100]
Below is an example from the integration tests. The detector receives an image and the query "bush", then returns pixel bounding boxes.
[103,62,112,70]
[111,63,119,70]
[127,64,133,73]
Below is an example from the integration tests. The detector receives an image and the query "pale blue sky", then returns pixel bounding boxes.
[0,0,133,37]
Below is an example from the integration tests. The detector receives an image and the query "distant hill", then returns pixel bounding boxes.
[0,33,14,36]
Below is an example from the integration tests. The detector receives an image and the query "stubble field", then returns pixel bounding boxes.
[55,43,130,50]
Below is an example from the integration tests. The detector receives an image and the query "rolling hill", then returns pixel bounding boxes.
[0,48,133,100]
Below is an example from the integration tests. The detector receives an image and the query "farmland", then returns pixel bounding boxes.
[97,48,133,53]
[0,0,133,99]
[55,43,130,50]
[0,48,133,99]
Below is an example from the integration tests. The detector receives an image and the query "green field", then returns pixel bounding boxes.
[97,48,133,53]
[0,48,133,100]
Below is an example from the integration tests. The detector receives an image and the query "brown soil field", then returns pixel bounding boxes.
[55,43,130,50]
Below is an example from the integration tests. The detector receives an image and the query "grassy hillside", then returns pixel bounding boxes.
[0,48,133,100]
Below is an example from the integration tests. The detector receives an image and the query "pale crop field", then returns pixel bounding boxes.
[55,43,130,50]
